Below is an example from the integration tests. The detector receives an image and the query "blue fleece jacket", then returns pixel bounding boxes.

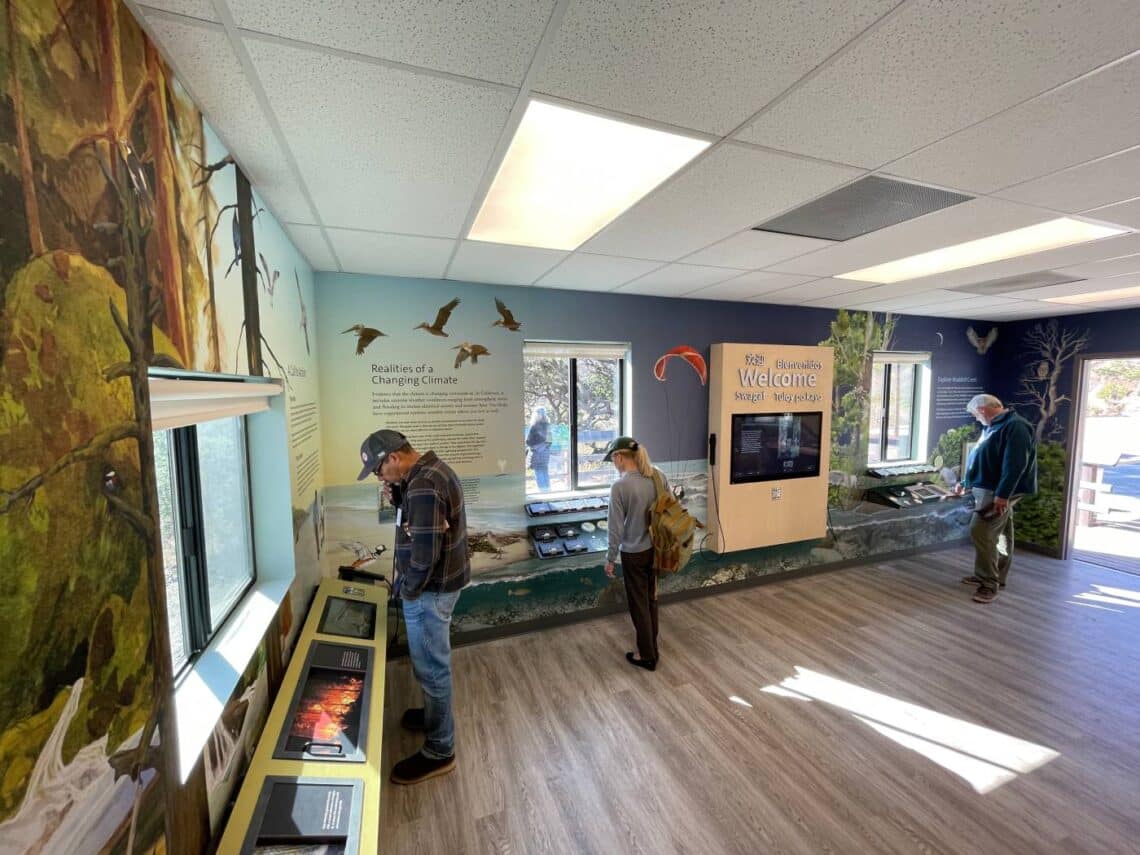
[963,409,1038,498]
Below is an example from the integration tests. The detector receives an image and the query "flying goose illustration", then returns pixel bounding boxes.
[342,324,386,355]
[492,298,521,332]
[453,342,491,368]
[415,297,460,337]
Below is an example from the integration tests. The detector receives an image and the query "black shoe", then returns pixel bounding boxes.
[390,750,455,785]
[626,652,657,671]
[401,707,426,731]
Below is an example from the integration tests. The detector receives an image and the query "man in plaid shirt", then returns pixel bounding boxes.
[357,429,469,784]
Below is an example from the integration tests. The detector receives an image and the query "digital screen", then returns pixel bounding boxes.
[318,597,376,640]
[730,412,822,484]
[284,669,364,755]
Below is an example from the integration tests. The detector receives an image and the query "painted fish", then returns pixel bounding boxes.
[654,344,707,386]
[508,588,532,597]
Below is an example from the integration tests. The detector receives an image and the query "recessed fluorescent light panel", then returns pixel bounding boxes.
[468,100,709,251]
[1045,284,1140,304]
[836,218,1127,284]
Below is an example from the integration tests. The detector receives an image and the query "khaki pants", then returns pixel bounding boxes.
[969,497,1021,590]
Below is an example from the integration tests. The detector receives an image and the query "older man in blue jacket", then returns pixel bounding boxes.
[955,394,1038,603]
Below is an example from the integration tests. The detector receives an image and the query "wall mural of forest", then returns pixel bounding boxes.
[0,0,304,851]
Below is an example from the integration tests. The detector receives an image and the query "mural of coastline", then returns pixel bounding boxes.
[317,273,991,634]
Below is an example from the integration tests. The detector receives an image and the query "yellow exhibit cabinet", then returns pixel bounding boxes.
[217,577,389,854]
[707,343,834,553]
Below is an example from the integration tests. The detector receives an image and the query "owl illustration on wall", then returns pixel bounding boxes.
[966,326,998,355]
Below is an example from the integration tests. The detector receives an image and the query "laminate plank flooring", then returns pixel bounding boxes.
[379,547,1140,854]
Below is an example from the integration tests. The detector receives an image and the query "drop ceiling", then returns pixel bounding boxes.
[131,0,1140,321]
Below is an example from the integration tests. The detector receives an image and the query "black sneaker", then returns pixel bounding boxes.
[972,586,999,604]
[400,707,426,731]
[626,652,657,671]
[390,750,455,785]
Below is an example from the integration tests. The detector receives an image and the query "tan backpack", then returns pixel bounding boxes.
[648,469,703,573]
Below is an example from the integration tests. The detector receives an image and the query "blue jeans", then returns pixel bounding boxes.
[534,466,550,491]
[402,589,461,759]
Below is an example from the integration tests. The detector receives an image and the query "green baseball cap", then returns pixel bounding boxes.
[602,436,639,462]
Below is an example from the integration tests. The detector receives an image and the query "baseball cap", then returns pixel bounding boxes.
[356,429,407,480]
[602,436,639,462]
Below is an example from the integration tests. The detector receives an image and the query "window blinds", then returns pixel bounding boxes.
[524,341,630,360]
[871,351,931,365]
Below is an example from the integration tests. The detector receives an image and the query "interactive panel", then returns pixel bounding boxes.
[239,776,364,854]
[708,344,834,552]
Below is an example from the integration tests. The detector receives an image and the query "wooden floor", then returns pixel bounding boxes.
[380,546,1140,854]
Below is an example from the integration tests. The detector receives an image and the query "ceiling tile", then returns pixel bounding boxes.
[796,290,883,309]
[999,273,1140,300]
[889,54,1140,193]
[534,253,661,291]
[997,146,1140,212]
[229,0,554,86]
[767,197,1054,278]
[139,0,217,21]
[326,229,455,278]
[685,273,816,301]
[1055,253,1140,280]
[908,294,1028,311]
[737,0,1140,167]
[870,230,1140,292]
[683,230,834,269]
[582,143,861,262]
[448,241,566,286]
[845,288,963,309]
[533,0,896,136]
[756,277,876,301]
[244,37,515,236]
[1084,197,1140,229]
[614,264,744,297]
[282,223,338,270]
[143,14,314,223]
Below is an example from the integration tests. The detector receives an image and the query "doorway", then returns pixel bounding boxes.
[1067,355,1140,575]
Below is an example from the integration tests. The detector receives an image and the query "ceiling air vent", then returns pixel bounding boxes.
[950,271,1085,296]
[753,175,972,242]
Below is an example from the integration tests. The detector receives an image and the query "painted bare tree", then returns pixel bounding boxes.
[1018,319,1090,441]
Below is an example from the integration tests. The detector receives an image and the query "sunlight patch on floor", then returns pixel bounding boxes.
[759,667,1059,793]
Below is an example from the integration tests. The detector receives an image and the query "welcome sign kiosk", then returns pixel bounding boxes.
[707,344,834,552]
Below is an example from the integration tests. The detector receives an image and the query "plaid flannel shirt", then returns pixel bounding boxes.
[394,451,470,599]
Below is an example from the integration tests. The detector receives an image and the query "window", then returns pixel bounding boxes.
[155,416,256,674]
[523,342,628,495]
[868,352,932,465]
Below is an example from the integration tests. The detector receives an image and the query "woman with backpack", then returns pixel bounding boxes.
[603,435,667,671]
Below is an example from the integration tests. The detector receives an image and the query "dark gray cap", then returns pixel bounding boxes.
[356,429,407,480]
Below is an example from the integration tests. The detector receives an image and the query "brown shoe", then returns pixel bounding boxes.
[961,575,1006,588]
[972,587,998,604]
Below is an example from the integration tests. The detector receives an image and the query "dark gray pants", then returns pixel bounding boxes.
[970,498,1020,590]
[621,548,658,661]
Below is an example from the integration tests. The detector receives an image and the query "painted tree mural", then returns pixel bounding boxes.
[1,0,232,850]
[1017,319,1090,442]
[819,309,896,506]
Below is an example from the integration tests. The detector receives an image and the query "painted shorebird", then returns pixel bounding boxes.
[415,297,460,337]
[342,324,385,355]
[492,297,521,332]
[453,342,490,368]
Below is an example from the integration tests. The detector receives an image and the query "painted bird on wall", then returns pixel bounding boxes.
[453,342,491,368]
[415,297,460,336]
[492,298,521,331]
[343,324,385,355]
[966,326,998,355]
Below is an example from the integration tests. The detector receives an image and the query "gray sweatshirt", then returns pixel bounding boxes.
[606,468,666,562]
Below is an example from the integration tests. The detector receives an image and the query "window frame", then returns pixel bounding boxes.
[867,352,932,467]
[523,342,630,496]
[160,417,257,677]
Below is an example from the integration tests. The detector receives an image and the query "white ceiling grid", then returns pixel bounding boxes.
[130,0,1140,320]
